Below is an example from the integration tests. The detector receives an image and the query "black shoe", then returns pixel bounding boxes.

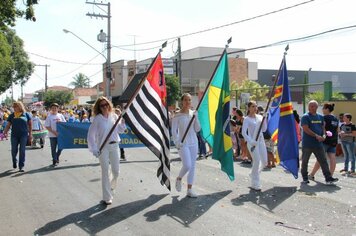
[326,177,338,185]
[100,200,112,205]
[301,179,310,184]
[52,161,57,167]
[19,168,25,172]
[13,163,17,169]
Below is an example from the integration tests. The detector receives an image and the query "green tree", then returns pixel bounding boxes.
[69,73,91,88]
[43,90,73,108]
[0,0,38,29]
[233,80,268,101]
[0,32,13,92]
[2,96,13,106]
[306,91,323,104]
[331,91,346,101]
[307,91,346,103]
[0,28,34,93]
[353,94,356,100]
[165,74,181,106]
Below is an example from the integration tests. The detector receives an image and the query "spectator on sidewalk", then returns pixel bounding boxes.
[339,113,356,176]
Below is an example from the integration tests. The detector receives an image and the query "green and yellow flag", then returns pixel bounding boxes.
[198,51,234,180]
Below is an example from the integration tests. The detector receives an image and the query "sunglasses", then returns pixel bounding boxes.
[100,103,109,108]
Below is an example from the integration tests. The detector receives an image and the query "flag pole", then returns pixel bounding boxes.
[181,37,232,143]
[99,42,167,152]
[250,44,289,152]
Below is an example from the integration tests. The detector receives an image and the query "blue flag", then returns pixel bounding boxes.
[267,57,299,178]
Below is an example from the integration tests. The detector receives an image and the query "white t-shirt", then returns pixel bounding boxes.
[45,113,66,138]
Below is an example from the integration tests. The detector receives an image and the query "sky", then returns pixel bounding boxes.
[2,0,356,100]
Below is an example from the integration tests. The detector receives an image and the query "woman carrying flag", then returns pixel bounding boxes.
[87,96,126,205]
[242,101,267,191]
[172,93,201,198]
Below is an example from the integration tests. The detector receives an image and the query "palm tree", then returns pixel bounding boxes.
[69,73,90,88]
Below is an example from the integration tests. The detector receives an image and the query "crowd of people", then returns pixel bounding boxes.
[1,97,355,204]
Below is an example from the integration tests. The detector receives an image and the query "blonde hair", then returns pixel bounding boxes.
[13,101,26,113]
[92,96,113,116]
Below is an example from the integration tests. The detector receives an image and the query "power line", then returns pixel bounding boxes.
[25,24,356,78]
[114,0,316,47]
[180,24,356,62]
[50,52,103,80]
[112,41,174,52]
[27,51,104,65]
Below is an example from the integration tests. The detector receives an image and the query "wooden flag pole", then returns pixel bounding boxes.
[250,45,289,152]
[180,37,232,144]
[99,42,167,152]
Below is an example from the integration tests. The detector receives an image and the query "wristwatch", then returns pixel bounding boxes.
[322,134,326,139]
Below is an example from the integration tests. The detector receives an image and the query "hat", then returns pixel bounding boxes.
[50,103,59,108]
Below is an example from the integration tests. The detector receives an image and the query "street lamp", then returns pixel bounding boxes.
[63,29,112,99]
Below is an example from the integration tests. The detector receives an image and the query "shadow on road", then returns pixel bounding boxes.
[231,186,297,212]
[144,190,232,227]
[298,181,341,195]
[34,194,168,235]
[0,169,16,178]
[11,163,100,177]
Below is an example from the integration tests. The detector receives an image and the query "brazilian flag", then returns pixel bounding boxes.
[198,51,234,181]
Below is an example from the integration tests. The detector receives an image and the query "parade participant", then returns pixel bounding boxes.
[31,110,45,148]
[339,113,356,176]
[309,103,338,179]
[87,97,126,205]
[45,103,66,167]
[172,93,201,198]
[300,100,338,184]
[3,101,32,172]
[242,101,267,191]
[81,114,90,123]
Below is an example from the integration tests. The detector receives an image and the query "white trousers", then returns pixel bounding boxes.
[178,144,198,185]
[99,143,120,201]
[247,139,267,189]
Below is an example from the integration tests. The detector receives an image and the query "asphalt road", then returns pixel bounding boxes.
[0,139,355,236]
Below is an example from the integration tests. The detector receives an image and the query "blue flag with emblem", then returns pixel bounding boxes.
[267,57,299,178]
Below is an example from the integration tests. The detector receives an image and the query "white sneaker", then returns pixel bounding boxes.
[187,189,198,198]
[111,177,118,190]
[175,179,182,192]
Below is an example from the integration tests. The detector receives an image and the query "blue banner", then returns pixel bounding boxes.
[57,122,144,149]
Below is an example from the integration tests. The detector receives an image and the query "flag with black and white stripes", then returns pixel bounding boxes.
[123,54,171,190]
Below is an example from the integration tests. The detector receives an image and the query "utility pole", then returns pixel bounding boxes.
[35,64,50,92]
[11,82,14,102]
[128,35,138,60]
[177,37,182,92]
[86,1,112,100]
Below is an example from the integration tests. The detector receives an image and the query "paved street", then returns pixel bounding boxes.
[0,139,355,236]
